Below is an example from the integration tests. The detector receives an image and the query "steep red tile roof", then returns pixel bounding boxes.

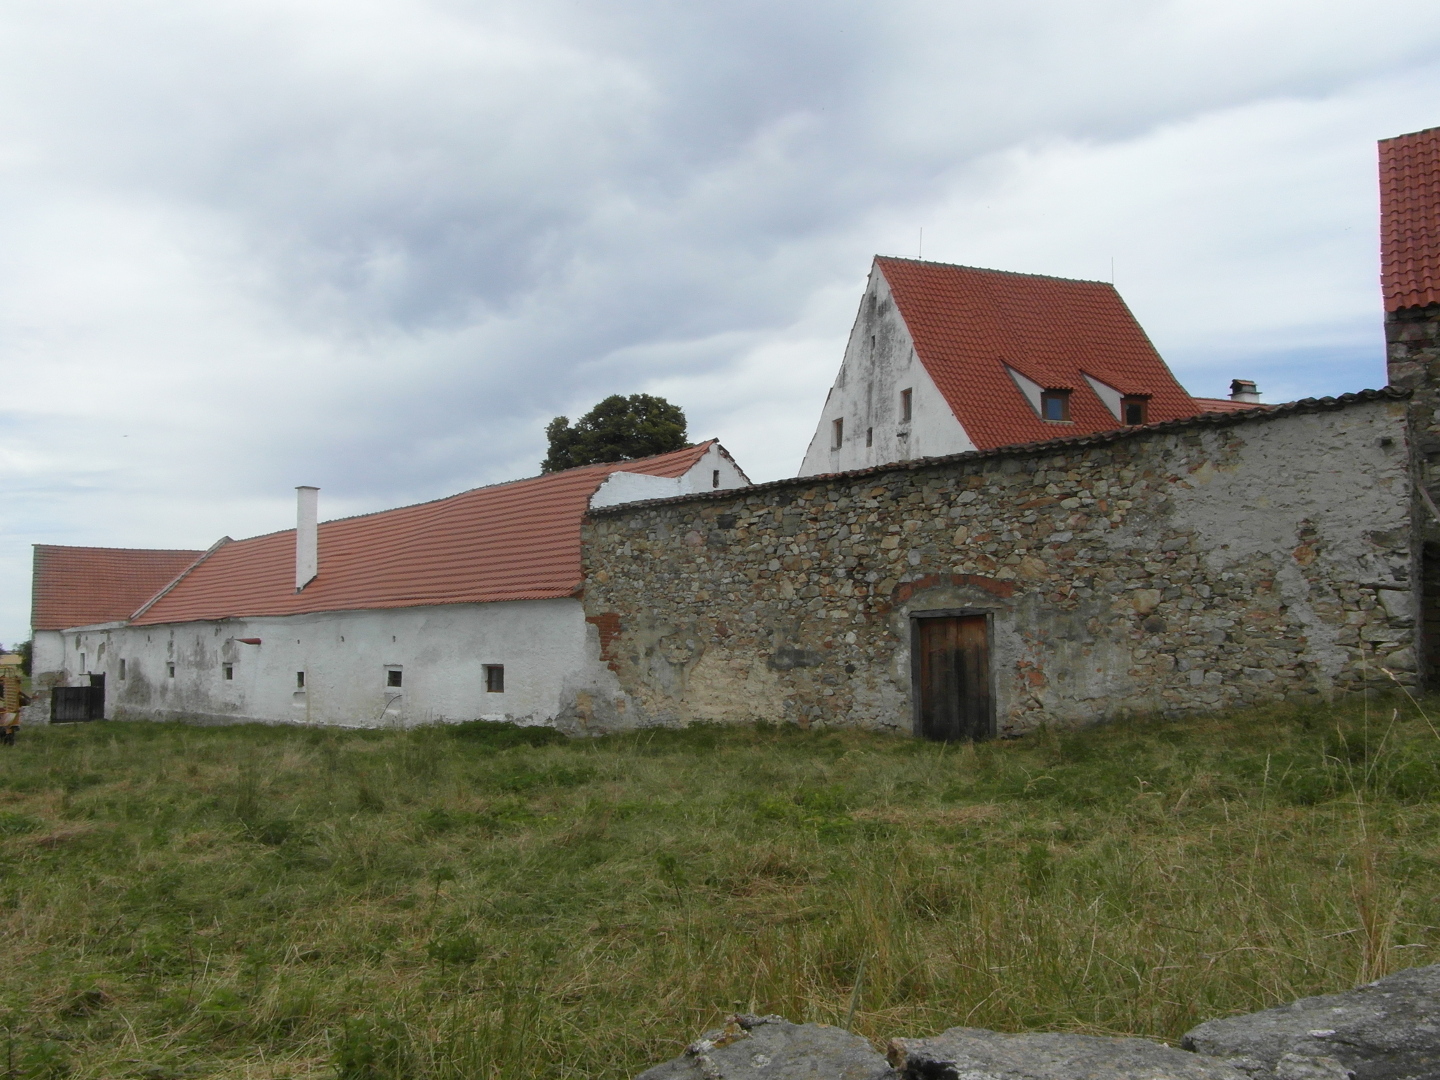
[32,545,204,631]
[875,258,1201,450]
[133,442,719,626]
[1381,126,1440,312]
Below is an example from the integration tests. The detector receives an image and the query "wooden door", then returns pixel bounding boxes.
[916,615,991,742]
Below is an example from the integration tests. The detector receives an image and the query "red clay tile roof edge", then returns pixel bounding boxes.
[1380,125,1440,312]
[589,388,1407,516]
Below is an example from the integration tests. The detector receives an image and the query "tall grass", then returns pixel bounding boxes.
[1,696,1438,1079]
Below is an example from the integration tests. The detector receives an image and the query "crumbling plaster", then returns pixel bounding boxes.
[583,394,1414,736]
[49,598,616,728]
[798,265,975,476]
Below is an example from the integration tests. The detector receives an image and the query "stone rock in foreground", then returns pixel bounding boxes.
[1181,963,1440,1079]
[886,1026,1248,1080]
[636,1015,893,1080]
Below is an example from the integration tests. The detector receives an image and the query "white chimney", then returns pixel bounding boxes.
[1229,379,1261,404]
[296,486,318,591]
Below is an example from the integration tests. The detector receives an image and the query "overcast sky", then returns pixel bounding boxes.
[2,0,1438,644]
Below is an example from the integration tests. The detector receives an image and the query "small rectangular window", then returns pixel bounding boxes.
[866,427,873,448]
[484,665,505,693]
[80,653,87,672]
[119,659,127,680]
[901,388,913,422]
[167,662,175,678]
[296,671,306,688]
[832,417,844,449]
[1041,390,1071,422]
[712,469,719,489]
[1122,397,1148,425]
[223,663,233,680]
[387,668,403,688]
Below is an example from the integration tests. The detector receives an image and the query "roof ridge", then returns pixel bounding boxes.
[874,255,1116,288]
[33,543,205,554]
[1381,125,1440,144]
[229,440,721,540]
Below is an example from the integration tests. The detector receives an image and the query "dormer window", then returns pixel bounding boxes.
[1122,396,1149,425]
[1040,390,1071,422]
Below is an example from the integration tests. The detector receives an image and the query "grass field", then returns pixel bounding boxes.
[2,694,1440,1080]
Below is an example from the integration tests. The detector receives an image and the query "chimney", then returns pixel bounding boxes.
[1229,379,1261,404]
[296,486,318,591]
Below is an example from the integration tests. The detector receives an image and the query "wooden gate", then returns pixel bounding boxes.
[913,614,992,742]
[51,682,104,723]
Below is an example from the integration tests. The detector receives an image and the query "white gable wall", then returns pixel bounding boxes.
[798,265,975,476]
[590,443,749,509]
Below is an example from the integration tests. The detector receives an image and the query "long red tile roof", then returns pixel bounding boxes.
[1381,126,1440,312]
[32,545,204,631]
[132,442,718,626]
[875,257,1201,450]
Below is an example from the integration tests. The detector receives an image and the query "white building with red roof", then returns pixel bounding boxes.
[799,257,1258,476]
[33,442,748,728]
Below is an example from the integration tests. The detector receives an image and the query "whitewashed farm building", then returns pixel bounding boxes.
[31,442,748,728]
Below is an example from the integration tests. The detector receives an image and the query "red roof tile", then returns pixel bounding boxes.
[133,442,719,626]
[32,545,204,631]
[1192,397,1263,414]
[1381,126,1440,312]
[875,258,1201,450]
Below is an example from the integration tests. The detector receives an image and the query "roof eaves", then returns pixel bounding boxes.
[587,387,1409,517]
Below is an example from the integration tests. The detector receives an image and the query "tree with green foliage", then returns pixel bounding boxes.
[541,394,688,473]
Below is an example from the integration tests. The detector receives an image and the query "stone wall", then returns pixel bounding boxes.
[1385,301,1440,684]
[580,392,1415,736]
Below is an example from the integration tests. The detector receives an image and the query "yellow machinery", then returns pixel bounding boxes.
[0,654,22,743]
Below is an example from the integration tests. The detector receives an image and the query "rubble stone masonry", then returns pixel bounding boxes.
[579,393,1414,735]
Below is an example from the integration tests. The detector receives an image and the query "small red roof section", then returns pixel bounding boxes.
[1380,126,1440,312]
[32,545,204,631]
[1192,397,1261,414]
[875,257,1201,450]
[133,442,719,626]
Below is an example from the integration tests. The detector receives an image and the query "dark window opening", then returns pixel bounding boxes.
[119,659,126,680]
[832,417,844,449]
[1424,543,1440,689]
[900,388,913,422]
[484,665,505,693]
[223,663,233,680]
[387,669,403,688]
[866,427,873,447]
[296,671,306,688]
[1041,390,1071,421]
[712,469,719,488]
[166,662,175,678]
[1122,397,1149,425]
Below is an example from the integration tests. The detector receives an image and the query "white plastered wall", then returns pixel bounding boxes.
[590,443,750,509]
[55,598,607,728]
[798,264,975,476]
